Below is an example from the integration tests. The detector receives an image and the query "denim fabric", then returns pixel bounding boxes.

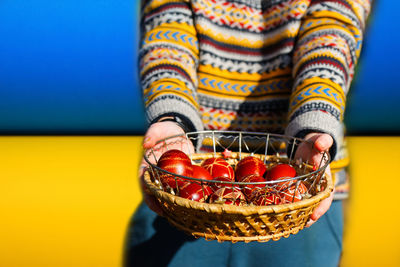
[124,201,343,267]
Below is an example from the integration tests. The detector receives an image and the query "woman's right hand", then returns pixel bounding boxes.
[139,121,195,215]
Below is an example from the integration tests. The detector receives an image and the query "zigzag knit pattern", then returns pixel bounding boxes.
[140,0,371,197]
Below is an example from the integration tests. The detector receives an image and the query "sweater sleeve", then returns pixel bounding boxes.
[140,0,203,132]
[285,0,371,159]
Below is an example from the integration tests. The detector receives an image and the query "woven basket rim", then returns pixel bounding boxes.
[144,168,333,216]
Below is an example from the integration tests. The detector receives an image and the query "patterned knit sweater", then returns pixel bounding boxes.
[140,0,371,198]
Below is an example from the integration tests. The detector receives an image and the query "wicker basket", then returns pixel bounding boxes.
[143,131,333,243]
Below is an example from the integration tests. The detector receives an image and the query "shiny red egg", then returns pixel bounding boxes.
[277,180,308,203]
[209,187,247,206]
[157,149,193,189]
[239,174,267,199]
[235,156,267,182]
[265,163,297,181]
[201,157,235,180]
[251,188,282,206]
[191,165,213,181]
[178,182,213,202]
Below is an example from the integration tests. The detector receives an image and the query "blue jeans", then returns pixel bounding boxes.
[124,201,343,267]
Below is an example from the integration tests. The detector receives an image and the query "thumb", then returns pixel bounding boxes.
[314,134,333,152]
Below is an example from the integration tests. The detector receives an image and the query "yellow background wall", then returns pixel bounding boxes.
[0,136,399,266]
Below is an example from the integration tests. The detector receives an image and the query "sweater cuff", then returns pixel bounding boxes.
[285,111,343,161]
[146,94,204,133]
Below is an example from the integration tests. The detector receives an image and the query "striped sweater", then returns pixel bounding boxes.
[140,0,371,198]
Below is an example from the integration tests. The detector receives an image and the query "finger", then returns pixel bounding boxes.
[310,151,329,170]
[306,193,333,228]
[305,166,333,227]
[142,136,153,148]
[305,218,315,228]
[143,121,185,149]
[310,190,333,221]
[314,134,333,152]
[139,171,164,216]
[138,160,148,177]
[144,193,164,216]
[299,133,332,166]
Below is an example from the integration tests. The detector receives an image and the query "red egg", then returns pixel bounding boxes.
[239,174,267,199]
[251,188,282,206]
[210,176,239,191]
[191,165,213,181]
[277,180,308,203]
[201,157,235,180]
[178,182,213,202]
[209,187,247,206]
[265,163,297,181]
[235,156,267,182]
[156,149,193,189]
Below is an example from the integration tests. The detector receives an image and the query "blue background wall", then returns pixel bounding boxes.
[0,0,398,135]
[343,0,400,134]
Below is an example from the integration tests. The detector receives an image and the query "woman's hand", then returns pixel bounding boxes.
[294,133,334,227]
[139,121,195,215]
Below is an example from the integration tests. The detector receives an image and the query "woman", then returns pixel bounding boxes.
[126,1,371,266]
